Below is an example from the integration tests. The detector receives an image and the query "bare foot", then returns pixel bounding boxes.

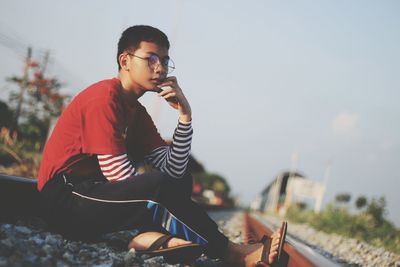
[128,231,192,251]
[223,228,282,267]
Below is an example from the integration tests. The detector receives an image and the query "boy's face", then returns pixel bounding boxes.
[125,41,169,91]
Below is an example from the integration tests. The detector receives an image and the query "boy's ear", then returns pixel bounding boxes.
[119,53,130,71]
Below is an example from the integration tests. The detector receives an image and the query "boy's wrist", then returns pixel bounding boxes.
[179,114,192,123]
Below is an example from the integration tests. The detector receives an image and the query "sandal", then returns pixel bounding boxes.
[277,221,287,262]
[255,221,287,267]
[133,234,204,264]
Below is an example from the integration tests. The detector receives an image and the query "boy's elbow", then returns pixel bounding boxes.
[165,166,187,179]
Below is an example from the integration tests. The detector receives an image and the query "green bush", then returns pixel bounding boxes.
[286,204,315,224]
[285,197,400,254]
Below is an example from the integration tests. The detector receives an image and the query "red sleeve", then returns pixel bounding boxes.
[126,106,166,162]
[141,109,167,154]
[81,96,126,155]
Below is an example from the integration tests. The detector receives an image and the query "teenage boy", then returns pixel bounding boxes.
[38,25,284,266]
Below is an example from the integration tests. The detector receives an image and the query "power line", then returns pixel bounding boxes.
[0,20,48,57]
[0,23,86,94]
[0,33,27,56]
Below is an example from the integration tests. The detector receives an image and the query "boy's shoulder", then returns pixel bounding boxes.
[71,78,121,106]
[82,78,120,97]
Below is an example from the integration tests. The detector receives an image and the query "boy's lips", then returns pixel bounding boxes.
[150,78,163,84]
[150,78,164,92]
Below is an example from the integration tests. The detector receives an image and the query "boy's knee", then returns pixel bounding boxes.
[176,171,193,189]
[160,171,193,198]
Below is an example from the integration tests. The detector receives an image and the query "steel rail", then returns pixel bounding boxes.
[0,174,342,267]
[243,212,340,267]
[0,174,40,221]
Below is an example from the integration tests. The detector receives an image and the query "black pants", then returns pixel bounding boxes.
[40,171,228,258]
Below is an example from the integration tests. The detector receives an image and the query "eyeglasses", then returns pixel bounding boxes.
[127,53,175,74]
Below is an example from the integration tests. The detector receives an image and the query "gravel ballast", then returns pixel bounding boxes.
[0,211,243,267]
[1,211,399,266]
[259,213,400,267]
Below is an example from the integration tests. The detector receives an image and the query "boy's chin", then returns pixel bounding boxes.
[144,87,158,93]
[145,85,162,93]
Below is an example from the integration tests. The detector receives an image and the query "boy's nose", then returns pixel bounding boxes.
[154,62,168,74]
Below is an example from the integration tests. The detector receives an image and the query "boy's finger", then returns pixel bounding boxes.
[157,86,173,95]
[163,92,178,100]
[166,76,177,81]
[158,80,174,87]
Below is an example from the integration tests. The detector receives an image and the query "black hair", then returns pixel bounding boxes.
[117,25,170,70]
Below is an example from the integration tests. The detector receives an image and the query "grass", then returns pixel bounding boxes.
[286,203,400,254]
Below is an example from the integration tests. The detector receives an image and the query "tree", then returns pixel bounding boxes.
[0,49,69,177]
[366,197,387,226]
[192,172,234,207]
[8,62,66,120]
[0,101,14,128]
[7,54,68,149]
[355,196,367,210]
[335,193,351,204]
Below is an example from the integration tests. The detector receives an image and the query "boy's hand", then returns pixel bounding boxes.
[157,76,192,122]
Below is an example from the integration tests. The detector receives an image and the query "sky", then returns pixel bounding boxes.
[0,1,399,225]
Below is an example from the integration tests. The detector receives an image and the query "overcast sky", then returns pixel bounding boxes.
[1,0,399,226]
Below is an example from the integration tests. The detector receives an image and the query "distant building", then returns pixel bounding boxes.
[251,171,326,215]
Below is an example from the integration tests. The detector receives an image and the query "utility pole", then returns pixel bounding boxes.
[315,161,332,213]
[41,50,50,75]
[11,47,32,132]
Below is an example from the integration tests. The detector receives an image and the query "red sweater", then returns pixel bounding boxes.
[37,78,165,191]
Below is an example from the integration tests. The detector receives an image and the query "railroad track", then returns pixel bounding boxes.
[243,212,340,267]
[0,174,39,222]
[0,174,349,266]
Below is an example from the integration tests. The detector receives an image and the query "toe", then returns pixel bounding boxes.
[268,250,278,264]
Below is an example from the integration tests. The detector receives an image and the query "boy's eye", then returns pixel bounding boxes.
[149,54,170,67]
[148,55,159,65]
[161,58,169,66]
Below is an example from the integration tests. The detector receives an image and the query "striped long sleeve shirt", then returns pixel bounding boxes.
[97,120,192,181]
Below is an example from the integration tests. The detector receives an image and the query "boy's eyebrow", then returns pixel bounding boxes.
[146,51,170,59]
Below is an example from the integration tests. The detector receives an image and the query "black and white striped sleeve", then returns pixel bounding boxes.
[97,154,136,181]
[144,120,193,178]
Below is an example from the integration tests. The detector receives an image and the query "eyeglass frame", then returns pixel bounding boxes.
[127,52,175,74]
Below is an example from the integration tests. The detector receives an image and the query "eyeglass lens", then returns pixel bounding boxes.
[149,55,174,73]
[148,55,170,67]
